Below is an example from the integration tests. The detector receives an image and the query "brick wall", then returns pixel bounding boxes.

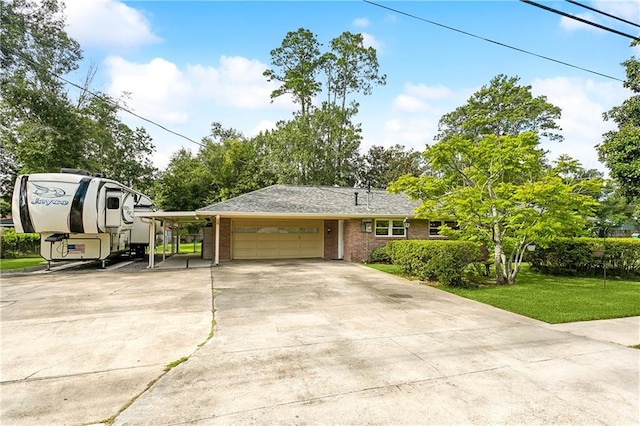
[202,225,213,260]
[324,220,338,260]
[343,219,431,262]
[408,219,430,240]
[206,218,231,262]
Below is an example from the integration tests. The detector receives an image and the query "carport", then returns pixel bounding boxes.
[135,211,212,268]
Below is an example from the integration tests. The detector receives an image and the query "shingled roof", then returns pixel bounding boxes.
[197,185,421,217]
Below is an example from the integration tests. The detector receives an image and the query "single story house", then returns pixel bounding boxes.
[190,184,454,264]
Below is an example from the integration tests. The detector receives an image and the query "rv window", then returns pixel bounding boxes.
[107,197,120,209]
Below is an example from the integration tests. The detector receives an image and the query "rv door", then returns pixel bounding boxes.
[105,190,122,228]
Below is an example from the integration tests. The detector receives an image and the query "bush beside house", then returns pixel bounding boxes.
[382,240,480,285]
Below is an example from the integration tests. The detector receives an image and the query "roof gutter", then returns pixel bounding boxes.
[136,211,418,220]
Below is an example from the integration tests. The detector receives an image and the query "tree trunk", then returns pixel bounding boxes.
[493,241,506,285]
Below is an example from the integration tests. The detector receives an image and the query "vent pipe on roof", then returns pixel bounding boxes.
[354,192,359,206]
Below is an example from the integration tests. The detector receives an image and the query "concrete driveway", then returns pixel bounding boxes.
[0,268,213,425]
[113,260,639,425]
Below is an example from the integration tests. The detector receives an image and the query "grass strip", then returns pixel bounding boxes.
[0,256,46,271]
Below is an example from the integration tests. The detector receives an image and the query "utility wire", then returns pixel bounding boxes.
[4,46,206,148]
[362,0,625,83]
[565,0,640,29]
[521,0,640,41]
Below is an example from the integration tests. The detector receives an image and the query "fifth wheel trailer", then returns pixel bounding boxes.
[12,169,158,264]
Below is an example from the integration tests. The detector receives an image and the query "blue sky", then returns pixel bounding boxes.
[62,0,639,173]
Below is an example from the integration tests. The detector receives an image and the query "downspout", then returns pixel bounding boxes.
[214,215,220,266]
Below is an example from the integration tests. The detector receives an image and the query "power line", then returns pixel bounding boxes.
[362,0,624,83]
[4,46,206,148]
[521,0,640,41]
[60,74,207,148]
[565,0,640,29]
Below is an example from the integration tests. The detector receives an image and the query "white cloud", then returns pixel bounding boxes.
[405,83,454,100]
[187,56,293,109]
[531,76,630,171]
[378,118,435,151]
[560,1,640,41]
[370,82,470,153]
[393,94,429,113]
[361,32,382,51]
[65,0,160,49]
[353,17,371,28]
[560,12,599,32]
[592,0,640,22]
[105,55,296,126]
[393,83,456,113]
[105,56,190,124]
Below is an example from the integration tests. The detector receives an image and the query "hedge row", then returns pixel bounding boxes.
[382,240,481,285]
[528,238,640,277]
[1,228,40,258]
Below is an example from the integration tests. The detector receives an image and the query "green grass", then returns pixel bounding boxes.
[366,263,640,324]
[365,263,408,278]
[164,356,189,371]
[154,242,202,254]
[0,256,46,271]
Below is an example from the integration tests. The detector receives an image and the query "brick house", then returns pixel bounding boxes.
[194,185,453,264]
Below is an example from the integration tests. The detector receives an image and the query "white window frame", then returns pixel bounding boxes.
[375,219,406,238]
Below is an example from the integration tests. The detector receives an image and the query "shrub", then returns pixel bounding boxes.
[385,240,480,285]
[369,246,391,263]
[1,228,40,258]
[529,238,640,278]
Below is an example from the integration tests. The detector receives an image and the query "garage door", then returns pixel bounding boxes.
[232,219,324,259]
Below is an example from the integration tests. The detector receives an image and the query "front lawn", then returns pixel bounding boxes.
[154,241,202,254]
[0,256,46,271]
[366,263,640,324]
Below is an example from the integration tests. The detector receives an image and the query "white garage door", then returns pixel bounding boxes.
[232,219,324,260]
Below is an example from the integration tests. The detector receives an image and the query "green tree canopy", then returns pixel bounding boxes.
[155,148,210,211]
[156,123,277,210]
[390,75,598,285]
[436,74,563,143]
[360,144,426,189]
[597,41,640,201]
[263,28,322,118]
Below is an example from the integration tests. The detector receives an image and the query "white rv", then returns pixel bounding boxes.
[11,169,158,264]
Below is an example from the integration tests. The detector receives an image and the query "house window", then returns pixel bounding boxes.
[375,219,406,237]
[429,220,458,236]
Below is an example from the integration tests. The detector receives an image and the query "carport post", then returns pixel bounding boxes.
[162,220,166,261]
[214,215,220,266]
[338,219,344,260]
[148,216,156,269]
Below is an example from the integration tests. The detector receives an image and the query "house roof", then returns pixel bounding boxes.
[197,185,421,218]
